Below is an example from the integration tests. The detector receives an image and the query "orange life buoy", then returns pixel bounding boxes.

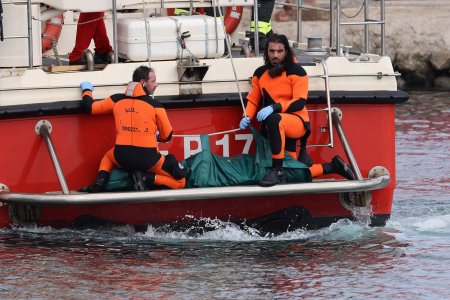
[167,6,243,35]
[41,14,64,53]
[223,6,243,35]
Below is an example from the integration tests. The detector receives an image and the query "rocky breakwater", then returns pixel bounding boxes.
[371,1,449,90]
[270,0,450,90]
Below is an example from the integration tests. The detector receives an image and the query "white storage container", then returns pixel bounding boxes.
[117,15,225,61]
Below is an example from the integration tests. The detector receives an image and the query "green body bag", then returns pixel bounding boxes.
[104,126,312,191]
[182,126,312,188]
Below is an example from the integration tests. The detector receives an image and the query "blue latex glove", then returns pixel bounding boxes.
[239,116,250,130]
[80,81,93,92]
[256,105,274,121]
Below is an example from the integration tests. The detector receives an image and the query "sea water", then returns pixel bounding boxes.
[0,91,448,299]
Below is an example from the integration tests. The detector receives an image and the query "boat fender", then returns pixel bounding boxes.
[167,6,243,35]
[42,13,64,53]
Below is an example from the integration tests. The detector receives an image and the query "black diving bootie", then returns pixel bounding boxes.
[79,170,110,193]
[259,168,287,187]
[330,155,355,180]
[297,149,313,167]
[297,131,313,167]
[132,171,157,191]
[163,154,187,180]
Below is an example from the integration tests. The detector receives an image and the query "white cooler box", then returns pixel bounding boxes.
[117,16,226,61]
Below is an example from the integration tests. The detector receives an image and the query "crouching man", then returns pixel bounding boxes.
[80,66,186,192]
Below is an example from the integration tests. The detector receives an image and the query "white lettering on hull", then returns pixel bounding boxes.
[182,134,254,159]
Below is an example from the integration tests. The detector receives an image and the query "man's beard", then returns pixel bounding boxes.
[268,63,285,78]
[143,85,151,95]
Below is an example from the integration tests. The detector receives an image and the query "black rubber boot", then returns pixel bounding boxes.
[69,59,86,66]
[163,154,187,180]
[259,168,287,187]
[132,171,156,191]
[297,150,313,167]
[79,170,110,193]
[297,135,313,167]
[94,51,114,64]
[330,155,355,180]
[297,125,312,167]
[132,171,146,191]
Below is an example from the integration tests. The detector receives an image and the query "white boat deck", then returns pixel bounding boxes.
[0,0,399,107]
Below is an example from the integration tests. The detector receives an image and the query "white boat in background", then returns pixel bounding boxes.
[0,0,408,234]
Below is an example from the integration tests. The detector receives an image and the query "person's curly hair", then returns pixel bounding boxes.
[263,33,295,67]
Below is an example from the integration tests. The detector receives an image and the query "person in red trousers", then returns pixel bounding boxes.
[69,12,113,65]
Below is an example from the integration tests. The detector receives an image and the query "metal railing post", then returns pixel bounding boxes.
[364,0,369,53]
[296,0,302,42]
[314,58,334,148]
[35,120,70,194]
[331,110,363,180]
[335,0,341,56]
[380,0,385,55]
[112,0,118,63]
[329,0,334,47]
[27,0,33,68]
[336,0,386,56]
[253,0,259,56]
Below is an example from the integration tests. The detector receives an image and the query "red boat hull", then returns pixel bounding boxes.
[0,102,396,231]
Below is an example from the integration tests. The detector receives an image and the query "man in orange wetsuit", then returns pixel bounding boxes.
[69,12,113,65]
[239,33,355,187]
[79,66,186,192]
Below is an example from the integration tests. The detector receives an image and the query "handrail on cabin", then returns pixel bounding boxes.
[334,0,386,56]
[16,0,388,70]
[35,120,70,195]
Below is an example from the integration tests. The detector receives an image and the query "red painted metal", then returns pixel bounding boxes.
[0,102,396,228]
